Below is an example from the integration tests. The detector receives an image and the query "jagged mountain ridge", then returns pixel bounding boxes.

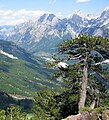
[1,6,109,54]
[81,7,109,36]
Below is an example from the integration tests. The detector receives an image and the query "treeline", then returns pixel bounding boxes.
[0,34,109,120]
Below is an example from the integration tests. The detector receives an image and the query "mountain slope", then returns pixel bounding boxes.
[0,40,59,96]
[0,90,33,112]
[80,7,109,36]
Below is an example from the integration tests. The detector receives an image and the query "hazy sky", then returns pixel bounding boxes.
[0,0,109,25]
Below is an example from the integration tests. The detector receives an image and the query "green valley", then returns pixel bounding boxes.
[0,40,59,97]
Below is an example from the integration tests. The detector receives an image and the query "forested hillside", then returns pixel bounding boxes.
[0,40,60,96]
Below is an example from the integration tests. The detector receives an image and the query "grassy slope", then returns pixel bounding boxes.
[0,40,58,96]
[0,52,59,97]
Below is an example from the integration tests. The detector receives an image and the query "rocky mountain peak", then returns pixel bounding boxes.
[72,9,99,20]
[38,13,57,22]
[103,6,109,12]
[73,9,87,19]
[100,6,109,18]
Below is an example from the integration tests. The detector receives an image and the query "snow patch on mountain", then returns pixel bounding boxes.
[71,9,99,20]
[0,50,18,59]
[103,6,109,12]
[95,59,109,65]
[57,62,68,69]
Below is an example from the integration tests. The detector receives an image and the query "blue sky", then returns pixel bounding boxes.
[0,0,109,25]
[0,0,109,14]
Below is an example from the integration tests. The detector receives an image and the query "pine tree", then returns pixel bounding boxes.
[54,34,109,111]
[33,88,60,120]
[0,110,5,120]
[6,105,27,120]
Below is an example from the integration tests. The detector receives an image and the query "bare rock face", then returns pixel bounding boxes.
[62,108,109,120]
[62,112,90,120]
[62,114,81,120]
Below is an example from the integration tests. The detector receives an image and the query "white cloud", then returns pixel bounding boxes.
[0,9,49,25]
[76,0,91,3]
[49,0,56,4]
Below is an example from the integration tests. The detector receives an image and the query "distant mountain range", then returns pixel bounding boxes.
[0,7,109,54]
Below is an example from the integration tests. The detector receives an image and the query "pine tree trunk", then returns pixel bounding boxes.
[79,56,88,111]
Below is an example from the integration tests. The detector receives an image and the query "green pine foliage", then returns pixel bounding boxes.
[0,110,5,120]
[33,88,60,120]
[58,34,109,107]
[6,105,27,120]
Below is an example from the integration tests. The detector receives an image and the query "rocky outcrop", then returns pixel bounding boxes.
[62,108,109,120]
